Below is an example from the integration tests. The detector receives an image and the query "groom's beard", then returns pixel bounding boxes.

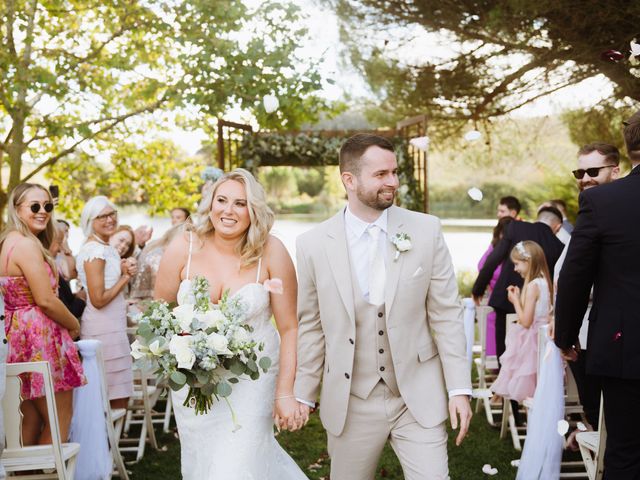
[356,185,396,211]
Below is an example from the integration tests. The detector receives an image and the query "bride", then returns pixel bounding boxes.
[155,169,308,479]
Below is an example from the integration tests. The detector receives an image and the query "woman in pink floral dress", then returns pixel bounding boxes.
[0,183,85,445]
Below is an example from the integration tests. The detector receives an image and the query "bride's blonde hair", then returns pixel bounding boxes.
[195,168,274,267]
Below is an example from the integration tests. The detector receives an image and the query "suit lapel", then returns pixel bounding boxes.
[385,206,405,315]
[325,210,356,324]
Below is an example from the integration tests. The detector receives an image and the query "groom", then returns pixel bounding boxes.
[294,134,472,479]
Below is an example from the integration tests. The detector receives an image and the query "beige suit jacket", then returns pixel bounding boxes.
[294,206,471,436]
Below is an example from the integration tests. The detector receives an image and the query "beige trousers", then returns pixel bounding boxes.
[327,381,449,480]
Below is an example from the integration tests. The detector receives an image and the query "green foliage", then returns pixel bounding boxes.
[294,168,325,197]
[329,0,640,132]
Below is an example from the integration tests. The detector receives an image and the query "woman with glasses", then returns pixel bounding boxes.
[76,196,137,408]
[0,183,85,445]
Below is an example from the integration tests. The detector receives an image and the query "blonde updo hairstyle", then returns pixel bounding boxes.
[0,183,58,274]
[195,168,274,267]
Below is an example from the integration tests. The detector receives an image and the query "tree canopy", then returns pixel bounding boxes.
[328,0,640,132]
[0,0,330,218]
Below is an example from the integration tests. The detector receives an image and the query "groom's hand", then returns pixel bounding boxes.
[449,395,472,446]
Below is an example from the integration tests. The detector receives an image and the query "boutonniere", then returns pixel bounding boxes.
[390,232,412,261]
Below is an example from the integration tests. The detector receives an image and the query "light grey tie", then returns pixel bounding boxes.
[367,225,386,305]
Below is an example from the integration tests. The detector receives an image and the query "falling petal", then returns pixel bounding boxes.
[409,136,430,151]
[557,419,570,436]
[577,422,588,432]
[464,130,482,141]
[467,187,483,202]
[601,49,624,62]
[511,459,520,467]
[263,278,284,295]
[631,40,640,57]
[263,94,279,113]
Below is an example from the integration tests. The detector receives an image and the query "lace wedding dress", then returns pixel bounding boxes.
[171,236,308,480]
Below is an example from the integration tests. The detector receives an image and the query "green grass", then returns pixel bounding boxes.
[127,402,523,480]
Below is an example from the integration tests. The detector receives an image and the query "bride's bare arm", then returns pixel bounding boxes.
[266,236,301,429]
[154,233,189,302]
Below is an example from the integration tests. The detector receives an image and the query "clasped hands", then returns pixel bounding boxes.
[272,396,311,432]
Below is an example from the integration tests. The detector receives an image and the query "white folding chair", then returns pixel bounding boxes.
[1,361,80,479]
[473,305,502,425]
[577,395,606,480]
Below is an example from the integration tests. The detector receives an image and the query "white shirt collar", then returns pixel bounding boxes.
[344,205,388,240]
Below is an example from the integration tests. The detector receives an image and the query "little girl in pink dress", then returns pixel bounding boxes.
[491,241,553,402]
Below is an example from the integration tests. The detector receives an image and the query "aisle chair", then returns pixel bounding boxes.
[576,395,606,480]
[1,362,80,479]
[473,305,501,425]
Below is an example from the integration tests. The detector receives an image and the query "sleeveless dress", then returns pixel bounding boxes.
[171,234,308,480]
[491,277,551,402]
[76,241,133,400]
[0,243,85,399]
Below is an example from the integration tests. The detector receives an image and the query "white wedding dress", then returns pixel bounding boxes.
[171,238,308,480]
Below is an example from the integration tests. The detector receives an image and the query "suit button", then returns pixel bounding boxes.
[0,315,4,320]
[349,338,354,345]
[378,330,384,336]
[377,312,383,318]
[379,349,384,354]
[380,366,385,372]
[345,373,350,379]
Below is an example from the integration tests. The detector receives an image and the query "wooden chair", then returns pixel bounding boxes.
[473,305,502,426]
[1,361,80,479]
[577,395,606,480]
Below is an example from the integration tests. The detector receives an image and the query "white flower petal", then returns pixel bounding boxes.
[511,459,520,467]
[482,464,498,475]
[263,94,279,113]
[577,422,588,432]
[631,40,640,57]
[464,130,482,141]
[467,187,483,201]
[557,419,570,436]
[409,136,430,151]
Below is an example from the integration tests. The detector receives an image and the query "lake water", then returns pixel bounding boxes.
[68,213,492,274]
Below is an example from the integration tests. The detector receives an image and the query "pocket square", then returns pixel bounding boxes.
[412,266,424,278]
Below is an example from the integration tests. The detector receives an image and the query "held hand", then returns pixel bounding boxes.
[449,395,472,446]
[472,295,482,307]
[69,328,80,340]
[560,346,579,362]
[273,396,303,432]
[297,402,311,428]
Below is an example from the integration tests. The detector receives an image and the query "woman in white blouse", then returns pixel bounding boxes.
[76,196,137,409]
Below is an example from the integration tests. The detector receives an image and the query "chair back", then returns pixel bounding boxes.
[3,362,69,478]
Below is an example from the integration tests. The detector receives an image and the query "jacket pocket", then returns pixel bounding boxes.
[417,341,439,362]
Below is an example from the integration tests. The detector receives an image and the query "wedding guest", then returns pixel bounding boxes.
[133,225,153,253]
[170,207,191,226]
[0,183,85,445]
[551,199,573,234]
[473,207,564,362]
[50,224,86,320]
[555,112,640,479]
[539,200,571,244]
[110,225,135,259]
[553,143,620,439]
[77,196,137,409]
[491,241,552,403]
[55,219,77,280]
[477,216,513,356]
[497,195,521,219]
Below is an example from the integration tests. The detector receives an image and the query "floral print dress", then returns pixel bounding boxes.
[1,243,85,399]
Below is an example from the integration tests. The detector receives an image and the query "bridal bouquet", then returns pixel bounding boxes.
[131,276,272,416]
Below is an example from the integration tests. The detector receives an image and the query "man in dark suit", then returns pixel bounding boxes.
[473,206,565,360]
[555,112,640,479]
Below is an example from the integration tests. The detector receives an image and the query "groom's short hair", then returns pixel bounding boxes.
[339,134,395,176]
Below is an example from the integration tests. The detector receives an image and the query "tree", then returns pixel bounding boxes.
[0,0,330,222]
[328,0,640,131]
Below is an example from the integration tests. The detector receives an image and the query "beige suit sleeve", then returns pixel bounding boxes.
[294,236,325,403]
[426,219,472,391]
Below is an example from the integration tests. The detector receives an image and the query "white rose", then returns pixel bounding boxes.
[148,339,166,356]
[130,339,145,360]
[397,239,412,252]
[173,304,195,332]
[196,309,226,330]
[232,327,250,346]
[206,332,232,355]
[169,335,195,369]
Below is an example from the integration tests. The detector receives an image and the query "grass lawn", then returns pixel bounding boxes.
[127,402,523,480]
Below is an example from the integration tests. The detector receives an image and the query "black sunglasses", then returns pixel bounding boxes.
[572,165,616,180]
[23,202,54,214]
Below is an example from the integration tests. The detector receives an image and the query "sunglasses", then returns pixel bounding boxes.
[572,165,616,180]
[23,202,54,214]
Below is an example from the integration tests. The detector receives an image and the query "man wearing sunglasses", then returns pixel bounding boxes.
[556,113,640,479]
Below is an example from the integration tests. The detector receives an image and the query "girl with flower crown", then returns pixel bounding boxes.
[491,240,553,402]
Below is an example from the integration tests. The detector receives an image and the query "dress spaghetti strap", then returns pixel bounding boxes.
[256,257,262,283]
[185,231,194,280]
[3,242,19,275]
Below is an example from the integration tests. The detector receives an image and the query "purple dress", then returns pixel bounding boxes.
[478,244,501,356]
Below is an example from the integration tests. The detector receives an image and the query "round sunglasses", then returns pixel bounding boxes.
[22,202,54,214]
